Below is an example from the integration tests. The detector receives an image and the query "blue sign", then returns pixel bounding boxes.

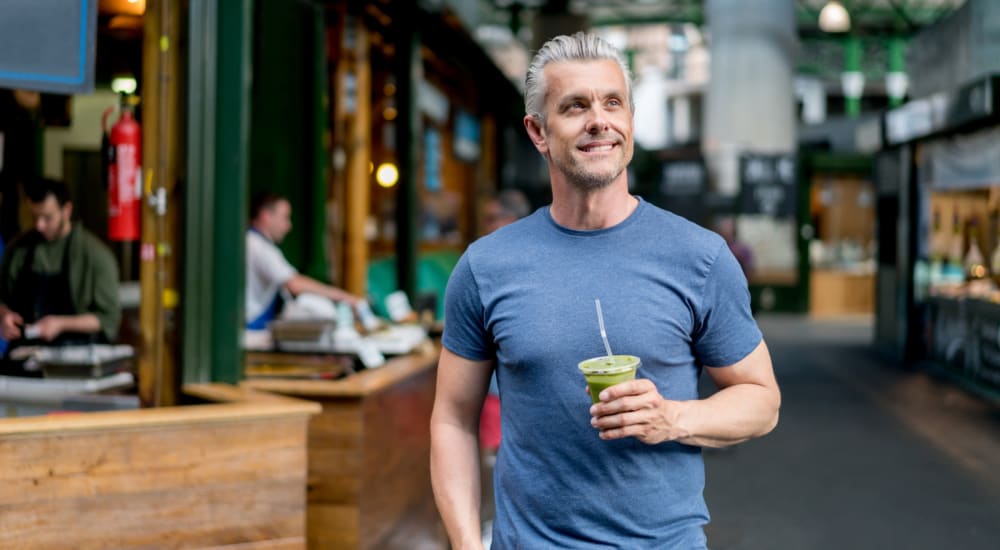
[0,0,98,94]
[453,109,481,162]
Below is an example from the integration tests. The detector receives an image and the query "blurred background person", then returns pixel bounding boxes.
[482,188,531,236]
[246,192,361,329]
[0,178,121,373]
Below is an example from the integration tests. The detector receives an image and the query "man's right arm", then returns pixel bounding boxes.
[284,274,360,305]
[430,347,494,550]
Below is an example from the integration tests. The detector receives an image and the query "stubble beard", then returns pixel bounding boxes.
[558,150,627,192]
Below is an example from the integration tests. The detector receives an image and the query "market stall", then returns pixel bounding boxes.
[242,342,444,550]
[0,384,319,549]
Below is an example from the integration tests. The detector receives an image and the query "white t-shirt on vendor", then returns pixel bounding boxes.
[246,230,297,323]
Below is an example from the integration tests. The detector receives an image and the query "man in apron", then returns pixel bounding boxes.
[245,192,360,329]
[0,178,120,375]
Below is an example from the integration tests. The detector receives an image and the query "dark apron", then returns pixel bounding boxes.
[1,229,103,376]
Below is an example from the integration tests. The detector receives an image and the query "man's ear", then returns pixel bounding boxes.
[523,115,548,155]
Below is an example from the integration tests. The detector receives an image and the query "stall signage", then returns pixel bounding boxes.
[739,154,797,218]
[944,75,996,129]
[659,160,704,197]
[885,94,943,145]
[885,75,998,145]
[453,109,481,163]
[658,159,706,223]
[0,0,98,94]
[964,300,1000,390]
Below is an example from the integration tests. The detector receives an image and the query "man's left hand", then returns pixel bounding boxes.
[589,378,687,445]
[32,316,65,341]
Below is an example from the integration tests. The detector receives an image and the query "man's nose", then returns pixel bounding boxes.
[585,107,609,133]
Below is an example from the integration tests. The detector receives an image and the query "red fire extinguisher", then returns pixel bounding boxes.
[103,98,141,241]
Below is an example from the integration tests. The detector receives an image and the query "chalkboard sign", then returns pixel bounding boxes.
[658,159,706,223]
[739,154,797,218]
[0,0,98,94]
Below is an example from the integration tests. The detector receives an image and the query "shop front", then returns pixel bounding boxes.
[875,73,1000,397]
[2,0,527,547]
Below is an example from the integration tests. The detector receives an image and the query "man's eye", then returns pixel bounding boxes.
[608,99,622,107]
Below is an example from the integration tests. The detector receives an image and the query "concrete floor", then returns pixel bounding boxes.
[703,314,1000,550]
[480,314,1000,549]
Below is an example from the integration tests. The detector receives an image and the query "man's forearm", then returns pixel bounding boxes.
[673,384,780,448]
[51,313,102,335]
[286,274,356,303]
[430,420,485,549]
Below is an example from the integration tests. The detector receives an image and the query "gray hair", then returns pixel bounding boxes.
[524,31,634,126]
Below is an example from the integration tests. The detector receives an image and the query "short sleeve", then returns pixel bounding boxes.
[692,243,762,367]
[250,235,296,288]
[441,252,494,361]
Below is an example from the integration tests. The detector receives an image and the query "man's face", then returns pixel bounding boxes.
[264,199,293,243]
[527,59,634,191]
[30,196,72,242]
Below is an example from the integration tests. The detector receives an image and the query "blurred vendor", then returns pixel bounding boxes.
[246,192,360,329]
[0,178,121,362]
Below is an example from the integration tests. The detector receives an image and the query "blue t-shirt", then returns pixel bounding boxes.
[443,197,762,549]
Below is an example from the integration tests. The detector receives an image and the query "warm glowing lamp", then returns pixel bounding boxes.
[111,75,138,95]
[375,163,399,188]
[819,1,850,33]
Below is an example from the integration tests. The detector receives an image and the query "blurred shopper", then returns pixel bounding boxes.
[0,178,120,371]
[713,215,755,280]
[246,192,360,329]
[431,32,780,549]
[478,189,531,453]
[482,189,531,236]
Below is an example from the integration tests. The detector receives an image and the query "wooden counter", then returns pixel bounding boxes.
[809,269,875,317]
[0,384,320,549]
[243,344,446,550]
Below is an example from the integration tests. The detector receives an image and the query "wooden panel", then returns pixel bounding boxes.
[198,537,306,550]
[244,349,445,549]
[308,504,361,549]
[0,388,318,549]
[358,368,437,548]
[244,344,438,398]
[202,540,306,550]
[809,269,875,316]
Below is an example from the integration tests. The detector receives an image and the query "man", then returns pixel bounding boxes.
[0,178,120,363]
[482,189,531,236]
[430,32,780,549]
[246,192,359,329]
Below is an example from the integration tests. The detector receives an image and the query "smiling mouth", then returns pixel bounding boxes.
[580,143,616,153]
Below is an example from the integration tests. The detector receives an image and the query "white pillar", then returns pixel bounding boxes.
[702,0,797,195]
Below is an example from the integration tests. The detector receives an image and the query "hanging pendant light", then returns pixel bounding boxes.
[819,1,851,33]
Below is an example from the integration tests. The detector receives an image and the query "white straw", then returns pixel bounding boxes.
[595,299,614,359]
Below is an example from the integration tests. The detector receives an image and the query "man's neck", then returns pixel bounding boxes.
[250,222,272,241]
[548,178,637,231]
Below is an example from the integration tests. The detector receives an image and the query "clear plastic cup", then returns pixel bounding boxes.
[578,355,641,404]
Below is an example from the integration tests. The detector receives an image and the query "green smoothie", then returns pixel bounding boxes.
[578,355,641,404]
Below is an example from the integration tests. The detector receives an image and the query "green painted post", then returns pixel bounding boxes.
[183,0,252,385]
[394,4,419,301]
[308,2,329,281]
[844,36,862,118]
